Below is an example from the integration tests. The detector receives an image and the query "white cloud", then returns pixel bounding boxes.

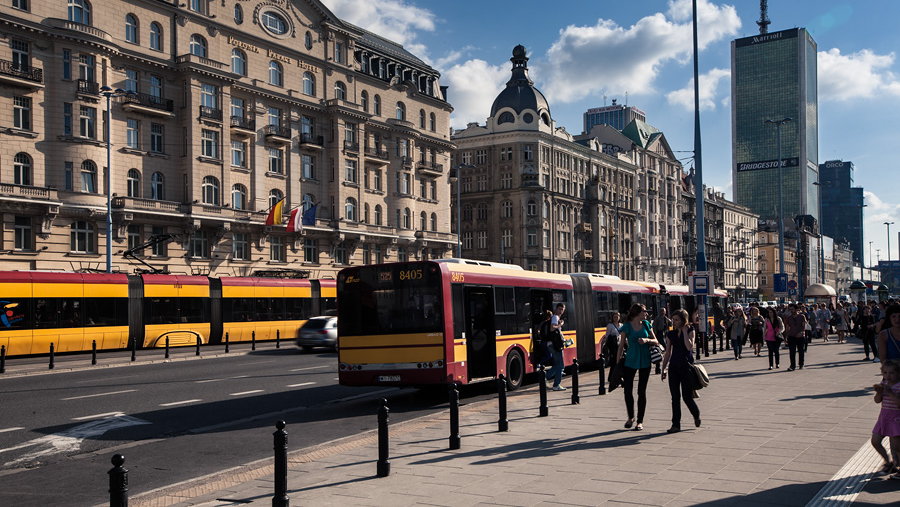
[321,0,435,58]
[666,67,730,110]
[441,59,508,129]
[540,0,740,104]
[818,48,900,101]
[863,190,900,262]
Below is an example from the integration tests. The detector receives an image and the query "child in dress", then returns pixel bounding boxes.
[872,360,900,477]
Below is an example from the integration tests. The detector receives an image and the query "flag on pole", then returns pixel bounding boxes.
[286,207,302,232]
[301,204,318,226]
[265,198,285,226]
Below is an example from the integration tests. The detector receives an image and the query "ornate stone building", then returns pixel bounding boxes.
[681,181,726,289]
[0,0,454,276]
[722,199,758,301]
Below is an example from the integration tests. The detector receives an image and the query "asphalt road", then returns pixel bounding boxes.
[0,347,504,506]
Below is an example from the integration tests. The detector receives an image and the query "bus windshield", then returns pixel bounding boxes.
[338,263,443,336]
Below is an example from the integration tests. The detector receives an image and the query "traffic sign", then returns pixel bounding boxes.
[788,288,797,296]
[787,279,797,290]
[691,271,710,295]
[774,273,788,296]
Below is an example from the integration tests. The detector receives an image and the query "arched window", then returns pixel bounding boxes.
[541,112,551,126]
[304,31,313,50]
[201,176,220,205]
[80,160,96,193]
[125,14,138,44]
[420,211,427,230]
[364,203,370,223]
[261,10,288,35]
[70,221,95,253]
[68,0,91,25]
[268,189,283,209]
[231,184,247,210]
[360,91,369,112]
[126,169,140,197]
[151,172,165,200]
[149,22,162,51]
[501,200,513,218]
[402,208,411,229]
[419,109,426,128]
[345,198,357,221]
[334,81,346,100]
[302,193,315,211]
[268,60,283,86]
[373,94,381,115]
[302,72,315,96]
[231,49,247,76]
[429,112,436,132]
[374,204,383,225]
[498,111,514,124]
[13,153,32,186]
[395,101,406,120]
[189,34,207,58]
[233,4,243,24]
[430,213,438,231]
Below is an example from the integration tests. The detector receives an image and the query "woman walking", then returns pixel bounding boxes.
[617,303,660,431]
[730,307,747,360]
[603,312,622,387]
[835,303,849,344]
[661,309,701,433]
[859,305,879,362]
[764,307,784,370]
[877,304,900,363]
[748,306,766,357]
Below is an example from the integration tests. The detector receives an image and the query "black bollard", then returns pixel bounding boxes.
[376,398,390,477]
[571,358,580,405]
[538,364,548,417]
[108,454,128,507]
[1,344,6,374]
[252,330,256,351]
[712,330,718,354]
[225,332,230,353]
[497,375,508,432]
[276,329,281,349]
[131,339,136,362]
[49,342,54,370]
[704,333,710,358]
[165,336,170,359]
[195,335,201,356]
[92,339,97,366]
[448,383,461,450]
[272,421,289,507]
[598,355,606,395]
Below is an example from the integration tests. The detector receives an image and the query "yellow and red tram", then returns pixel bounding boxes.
[337,260,729,390]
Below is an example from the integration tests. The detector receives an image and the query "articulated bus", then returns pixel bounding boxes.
[0,272,336,357]
[337,260,726,390]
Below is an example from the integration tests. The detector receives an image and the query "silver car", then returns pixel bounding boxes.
[296,316,338,352]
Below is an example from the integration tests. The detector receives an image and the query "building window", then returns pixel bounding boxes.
[68,0,91,25]
[189,231,209,258]
[502,229,512,249]
[430,213,438,231]
[397,248,408,262]
[268,189,283,209]
[430,180,436,200]
[270,236,285,262]
[477,231,488,249]
[360,91,368,112]
[79,106,96,138]
[151,225,166,256]
[189,35,207,58]
[395,101,406,121]
[527,232,537,247]
[126,169,140,197]
[12,96,31,131]
[126,119,140,149]
[403,208,411,229]
[501,173,512,189]
[345,160,358,183]
[200,83,218,109]
[420,211,427,230]
[80,160,96,192]
[373,169,382,191]
[70,221,95,253]
[372,204,383,225]
[304,31,313,50]
[201,129,219,158]
[429,112,436,132]
[302,72,315,96]
[268,147,283,174]
[201,176,220,205]
[124,69,138,92]
[304,239,318,263]
[13,152,31,186]
[374,94,381,115]
[301,154,315,179]
[150,123,164,153]
[527,200,537,216]
[231,140,246,167]
[463,232,473,250]
[231,49,247,76]
[149,75,162,98]
[362,243,371,264]
[261,10,288,35]
[475,149,487,165]
[12,0,28,11]
[125,14,138,44]
[189,0,206,15]
[232,232,248,260]
[334,41,344,64]
[476,203,488,220]
[334,243,347,264]
[78,54,95,81]
[524,145,534,161]
[62,48,71,79]
[231,184,247,210]
[345,198,357,221]
[300,115,315,137]
[334,81,346,100]
[419,109,426,128]
[149,22,162,51]
[127,224,141,251]
[233,4,243,24]
[13,216,32,251]
[501,200,513,218]
[363,203,370,223]
[64,161,73,190]
[302,193,315,212]
[268,61,283,86]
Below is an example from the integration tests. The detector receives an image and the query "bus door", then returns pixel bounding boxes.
[463,285,496,380]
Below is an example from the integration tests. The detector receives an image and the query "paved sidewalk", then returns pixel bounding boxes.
[119,339,899,506]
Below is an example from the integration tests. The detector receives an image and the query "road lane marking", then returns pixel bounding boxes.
[231,375,249,379]
[289,365,329,372]
[229,390,263,396]
[286,382,316,388]
[327,388,398,404]
[71,412,125,421]
[195,378,226,383]
[0,427,24,433]
[159,399,202,407]
[61,389,137,401]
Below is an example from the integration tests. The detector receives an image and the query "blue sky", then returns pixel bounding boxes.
[322,0,900,267]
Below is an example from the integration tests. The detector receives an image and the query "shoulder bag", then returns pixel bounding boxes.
[643,320,664,364]
[689,363,710,389]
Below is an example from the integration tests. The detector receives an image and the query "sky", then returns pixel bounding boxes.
[321,0,900,268]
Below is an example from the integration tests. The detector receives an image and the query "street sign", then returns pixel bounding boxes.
[788,288,797,296]
[774,273,788,296]
[691,271,710,295]
[787,279,798,290]
[696,302,708,334]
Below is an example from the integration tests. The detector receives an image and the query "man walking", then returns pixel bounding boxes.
[784,304,808,371]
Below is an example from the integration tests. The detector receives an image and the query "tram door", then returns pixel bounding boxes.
[464,286,496,380]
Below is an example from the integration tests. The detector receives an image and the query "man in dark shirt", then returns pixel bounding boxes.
[784,304,808,371]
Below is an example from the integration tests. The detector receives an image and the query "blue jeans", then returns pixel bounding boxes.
[731,337,742,358]
[545,348,564,387]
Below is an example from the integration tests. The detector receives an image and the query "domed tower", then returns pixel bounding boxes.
[489,45,553,131]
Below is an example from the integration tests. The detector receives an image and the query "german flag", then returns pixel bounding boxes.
[265,198,285,226]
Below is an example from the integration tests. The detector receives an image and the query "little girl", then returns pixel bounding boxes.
[872,360,900,477]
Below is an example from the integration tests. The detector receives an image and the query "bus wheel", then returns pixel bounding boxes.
[505,349,525,391]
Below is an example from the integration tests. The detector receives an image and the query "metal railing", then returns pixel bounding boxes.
[230,115,256,130]
[199,106,222,121]
[263,125,291,138]
[0,59,43,83]
[77,79,99,95]
[122,92,174,112]
[299,133,323,146]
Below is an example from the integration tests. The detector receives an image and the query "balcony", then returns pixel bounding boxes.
[400,156,413,168]
[45,18,112,42]
[415,160,443,176]
[299,133,324,149]
[0,59,43,88]
[263,125,291,143]
[387,118,415,129]
[365,147,389,160]
[111,196,183,214]
[575,222,592,233]
[199,106,223,122]
[176,54,228,72]
[414,230,456,244]
[0,183,59,202]
[121,92,175,118]
[230,115,256,136]
[577,249,594,259]
[343,140,359,153]
[77,79,99,96]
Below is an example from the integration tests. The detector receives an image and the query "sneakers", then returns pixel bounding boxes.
[768,366,773,370]
[694,417,701,428]
[551,385,567,391]
[787,366,795,371]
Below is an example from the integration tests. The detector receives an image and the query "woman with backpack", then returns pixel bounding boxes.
[661,308,701,433]
[616,303,661,431]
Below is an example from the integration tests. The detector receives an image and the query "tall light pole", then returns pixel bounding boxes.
[812,179,826,284]
[449,164,474,258]
[869,241,874,269]
[100,86,133,273]
[885,221,895,263]
[765,117,792,301]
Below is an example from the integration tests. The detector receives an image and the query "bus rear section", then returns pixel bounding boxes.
[337,263,447,386]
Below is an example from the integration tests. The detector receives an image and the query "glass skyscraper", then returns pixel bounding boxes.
[732,28,818,222]
[819,160,865,264]
[583,101,646,133]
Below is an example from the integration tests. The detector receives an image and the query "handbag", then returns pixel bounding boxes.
[689,363,709,389]
[608,360,625,392]
[650,345,663,364]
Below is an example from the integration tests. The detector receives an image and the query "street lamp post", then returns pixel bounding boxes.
[449,164,475,258]
[812,179,826,284]
[765,117,792,301]
[885,221,895,263]
[100,86,134,273]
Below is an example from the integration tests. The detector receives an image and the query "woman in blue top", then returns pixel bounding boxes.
[616,303,660,431]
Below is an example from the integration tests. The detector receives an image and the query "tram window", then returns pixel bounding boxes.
[0,298,29,329]
[515,287,531,334]
[494,287,515,315]
[83,298,127,327]
[180,298,208,323]
[223,298,250,322]
[285,298,313,319]
[321,297,336,314]
[145,298,177,324]
[59,298,82,328]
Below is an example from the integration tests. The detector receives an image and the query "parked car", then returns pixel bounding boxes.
[296,316,338,352]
